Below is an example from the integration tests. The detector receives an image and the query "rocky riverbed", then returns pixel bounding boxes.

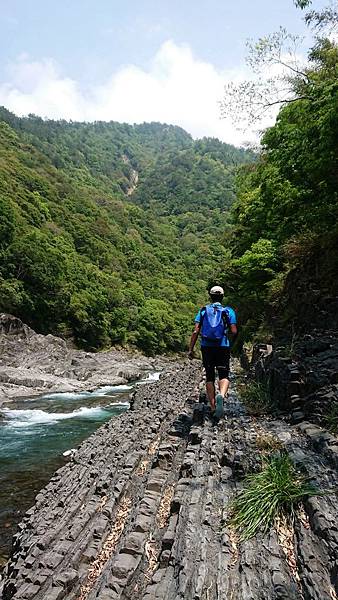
[0,314,164,405]
[1,360,337,600]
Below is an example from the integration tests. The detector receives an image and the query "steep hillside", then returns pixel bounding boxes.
[220,38,338,344]
[0,109,253,353]
[0,108,193,196]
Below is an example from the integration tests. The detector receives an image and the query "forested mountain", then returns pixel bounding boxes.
[0,108,253,353]
[221,37,338,341]
[2,27,336,358]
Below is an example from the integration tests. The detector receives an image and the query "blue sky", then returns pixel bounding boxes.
[0,0,327,144]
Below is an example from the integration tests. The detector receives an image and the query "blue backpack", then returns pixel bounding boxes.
[200,304,230,344]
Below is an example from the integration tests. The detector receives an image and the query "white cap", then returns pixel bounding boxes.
[209,285,224,295]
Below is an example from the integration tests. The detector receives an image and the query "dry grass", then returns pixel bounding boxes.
[97,495,108,512]
[228,526,239,567]
[144,535,160,581]
[256,433,282,452]
[76,495,132,600]
[275,514,304,599]
[156,485,175,529]
[136,436,160,476]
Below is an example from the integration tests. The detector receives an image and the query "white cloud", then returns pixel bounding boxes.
[0,41,267,145]
[1,55,88,120]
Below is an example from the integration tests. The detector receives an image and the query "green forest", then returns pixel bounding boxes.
[1,0,337,355]
[223,32,338,342]
[0,108,253,353]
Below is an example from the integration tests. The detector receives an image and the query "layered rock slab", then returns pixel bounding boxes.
[1,363,338,600]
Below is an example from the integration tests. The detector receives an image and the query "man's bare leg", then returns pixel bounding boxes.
[219,378,230,398]
[214,378,230,419]
[206,381,216,411]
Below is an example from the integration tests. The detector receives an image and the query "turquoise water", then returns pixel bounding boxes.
[0,373,160,560]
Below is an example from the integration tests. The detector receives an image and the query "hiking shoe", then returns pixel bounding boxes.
[215,394,224,419]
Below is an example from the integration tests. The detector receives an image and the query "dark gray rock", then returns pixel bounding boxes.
[251,333,338,429]
[111,553,141,580]
[2,361,338,600]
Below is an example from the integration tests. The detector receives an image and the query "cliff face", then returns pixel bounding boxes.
[2,361,337,600]
[253,334,338,428]
[273,233,338,337]
[248,231,338,429]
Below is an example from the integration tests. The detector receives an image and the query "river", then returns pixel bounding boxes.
[0,371,160,563]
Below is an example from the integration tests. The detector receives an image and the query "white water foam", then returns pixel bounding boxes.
[107,401,130,408]
[145,372,161,381]
[94,384,133,395]
[136,371,161,385]
[2,406,109,427]
[40,391,92,401]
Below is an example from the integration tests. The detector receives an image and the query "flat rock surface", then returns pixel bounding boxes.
[0,314,162,405]
[1,360,338,600]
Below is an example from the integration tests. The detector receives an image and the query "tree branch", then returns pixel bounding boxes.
[263,96,312,107]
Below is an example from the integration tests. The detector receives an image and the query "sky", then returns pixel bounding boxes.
[0,0,327,145]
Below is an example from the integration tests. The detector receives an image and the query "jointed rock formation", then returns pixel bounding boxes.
[1,360,338,599]
[253,331,338,427]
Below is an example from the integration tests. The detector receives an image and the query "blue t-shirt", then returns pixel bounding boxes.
[195,302,237,347]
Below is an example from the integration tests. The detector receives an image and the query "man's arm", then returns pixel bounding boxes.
[229,324,238,347]
[188,323,200,358]
[225,306,238,348]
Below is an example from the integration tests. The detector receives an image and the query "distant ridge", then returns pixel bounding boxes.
[0,107,254,353]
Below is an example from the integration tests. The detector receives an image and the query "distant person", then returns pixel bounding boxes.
[188,285,237,418]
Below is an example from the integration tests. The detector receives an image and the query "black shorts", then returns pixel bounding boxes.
[201,347,230,382]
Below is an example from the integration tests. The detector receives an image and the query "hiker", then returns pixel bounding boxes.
[188,285,237,418]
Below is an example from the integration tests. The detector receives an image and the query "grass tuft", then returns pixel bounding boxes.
[239,380,272,415]
[324,402,338,433]
[229,452,321,540]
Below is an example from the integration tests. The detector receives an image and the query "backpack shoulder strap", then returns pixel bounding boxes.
[221,307,231,329]
[199,306,206,327]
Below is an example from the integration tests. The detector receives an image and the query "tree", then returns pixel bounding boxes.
[220,1,338,129]
[294,0,338,30]
[225,33,338,340]
[294,0,311,8]
[220,28,309,128]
